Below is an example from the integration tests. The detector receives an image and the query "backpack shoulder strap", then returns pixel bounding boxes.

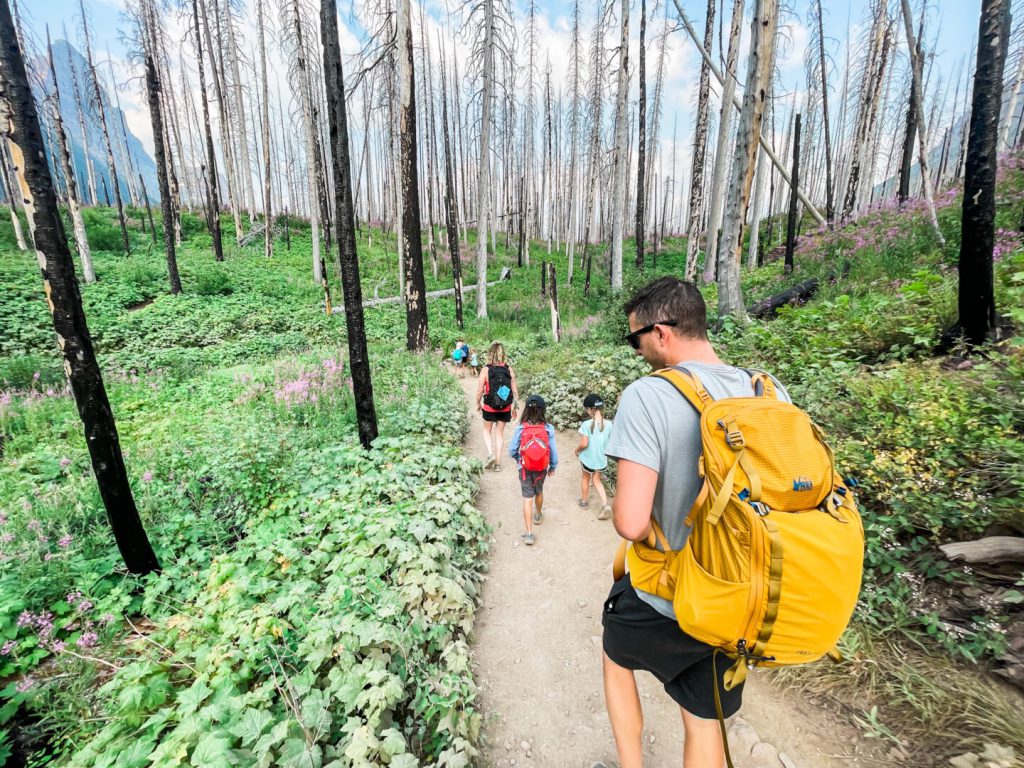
[651,366,713,413]
[745,369,782,400]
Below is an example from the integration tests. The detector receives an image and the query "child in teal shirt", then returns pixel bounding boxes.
[574,393,613,520]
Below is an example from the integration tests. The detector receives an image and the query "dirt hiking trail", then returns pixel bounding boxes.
[458,375,882,768]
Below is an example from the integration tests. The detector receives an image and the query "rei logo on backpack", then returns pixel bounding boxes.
[519,423,551,472]
[485,364,514,409]
[613,366,864,692]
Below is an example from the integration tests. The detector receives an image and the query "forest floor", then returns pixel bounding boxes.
[457,375,891,768]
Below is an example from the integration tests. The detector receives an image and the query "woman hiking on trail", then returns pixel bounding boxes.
[476,342,519,472]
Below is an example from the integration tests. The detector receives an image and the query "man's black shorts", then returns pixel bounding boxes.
[602,577,744,720]
[482,409,511,423]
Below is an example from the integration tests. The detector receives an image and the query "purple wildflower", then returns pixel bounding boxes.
[16,611,34,628]
[26,519,41,532]
[76,600,93,613]
[60,457,71,469]
[99,613,115,626]
[58,534,73,549]
[142,471,153,483]
[49,639,66,653]
[1,640,15,655]
[66,590,83,604]
[76,632,98,649]
[1,532,13,544]
[15,678,33,693]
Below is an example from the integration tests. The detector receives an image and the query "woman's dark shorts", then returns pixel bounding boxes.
[580,461,602,474]
[482,409,511,423]
[602,577,744,720]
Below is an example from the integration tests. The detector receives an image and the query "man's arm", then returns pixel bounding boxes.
[612,459,658,542]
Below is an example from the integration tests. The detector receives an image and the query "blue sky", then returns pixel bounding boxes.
[17,0,989,224]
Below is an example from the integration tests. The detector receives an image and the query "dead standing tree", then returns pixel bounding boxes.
[684,0,715,279]
[189,0,225,261]
[397,0,428,351]
[44,29,93,282]
[0,0,160,574]
[133,0,181,294]
[957,0,1011,347]
[608,0,629,292]
[78,0,130,254]
[716,0,778,321]
[439,34,464,330]
[321,0,378,449]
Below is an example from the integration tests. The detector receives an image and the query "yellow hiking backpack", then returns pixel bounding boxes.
[613,366,864,691]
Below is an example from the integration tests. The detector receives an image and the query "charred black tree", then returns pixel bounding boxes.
[898,16,923,204]
[635,0,647,270]
[957,0,1010,347]
[397,0,429,351]
[784,113,802,274]
[321,0,378,449]
[0,0,160,574]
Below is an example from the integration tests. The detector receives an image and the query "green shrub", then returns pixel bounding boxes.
[192,265,234,296]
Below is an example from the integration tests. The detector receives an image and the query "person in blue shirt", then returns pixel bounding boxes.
[508,394,558,546]
[574,393,613,520]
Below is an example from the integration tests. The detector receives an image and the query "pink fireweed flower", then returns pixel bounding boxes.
[26,519,41,532]
[142,471,153,483]
[15,678,33,693]
[1,532,13,543]
[59,457,71,469]
[1,640,15,655]
[57,534,73,549]
[16,611,34,628]
[0,513,7,525]
[49,639,66,653]
[76,599,93,613]
[76,632,98,649]
[66,590,82,604]
[99,613,115,626]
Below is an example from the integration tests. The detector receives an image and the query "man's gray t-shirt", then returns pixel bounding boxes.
[605,361,790,620]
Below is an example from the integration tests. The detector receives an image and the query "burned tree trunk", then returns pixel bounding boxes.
[958,0,1010,347]
[898,15,923,204]
[0,140,26,249]
[140,6,180,294]
[609,0,629,292]
[548,261,561,342]
[257,0,272,259]
[635,0,647,270]
[784,113,801,274]
[397,0,428,351]
[0,1,160,574]
[439,34,464,331]
[190,0,224,261]
[320,0,378,449]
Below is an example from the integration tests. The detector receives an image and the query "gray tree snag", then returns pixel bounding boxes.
[898,11,923,205]
[0,0,160,575]
[257,0,272,259]
[813,0,834,223]
[609,0,629,292]
[958,0,1010,347]
[397,0,428,351]
[702,0,743,284]
[283,0,323,283]
[439,34,464,330]
[899,0,945,245]
[0,113,26,250]
[472,0,497,318]
[46,30,93,284]
[717,0,778,321]
[684,0,715,280]
[190,0,224,262]
[321,0,378,450]
[79,0,130,254]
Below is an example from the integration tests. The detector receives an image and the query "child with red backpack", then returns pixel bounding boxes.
[508,394,558,546]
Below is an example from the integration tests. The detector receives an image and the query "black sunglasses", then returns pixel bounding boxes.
[625,320,677,349]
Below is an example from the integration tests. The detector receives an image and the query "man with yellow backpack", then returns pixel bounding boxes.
[601,277,863,768]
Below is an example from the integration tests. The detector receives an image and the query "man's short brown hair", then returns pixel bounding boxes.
[622,276,708,340]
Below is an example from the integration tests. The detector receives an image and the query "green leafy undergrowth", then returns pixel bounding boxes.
[1,346,487,766]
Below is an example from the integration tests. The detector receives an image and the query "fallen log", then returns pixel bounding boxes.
[746,278,820,319]
[939,537,1024,565]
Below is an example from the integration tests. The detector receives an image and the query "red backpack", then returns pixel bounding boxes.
[520,423,551,472]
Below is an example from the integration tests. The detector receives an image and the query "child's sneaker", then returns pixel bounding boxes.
[577,498,589,509]
[484,455,495,469]
[532,508,543,524]
[598,504,612,520]
[523,532,535,545]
